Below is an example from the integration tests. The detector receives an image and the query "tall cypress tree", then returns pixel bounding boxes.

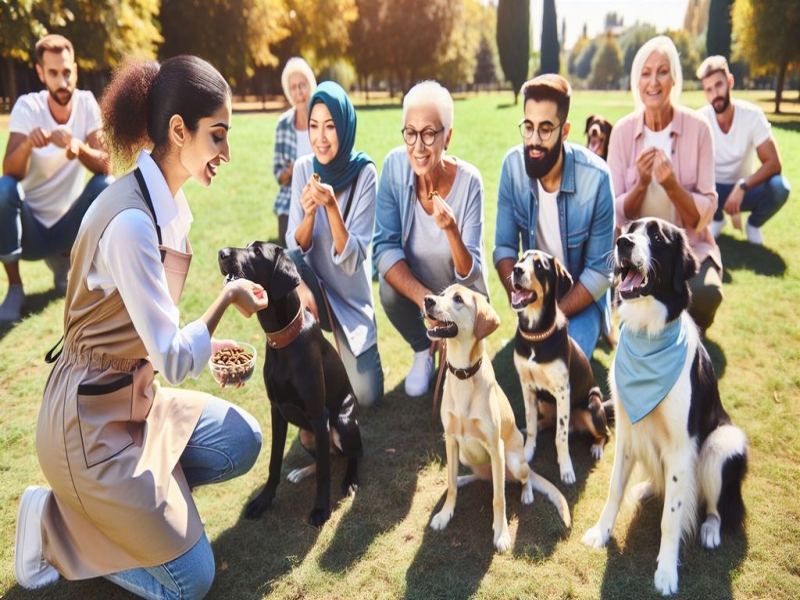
[540,0,560,74]
[706,0,733,59]
[496,0,531,103]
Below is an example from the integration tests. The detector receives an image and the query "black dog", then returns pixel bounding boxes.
[218,242,362,527]
[585,114,612,161]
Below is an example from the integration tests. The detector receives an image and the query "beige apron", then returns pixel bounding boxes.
[36,170,208,580]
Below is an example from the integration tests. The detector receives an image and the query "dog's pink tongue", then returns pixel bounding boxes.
[589,138,602,153]
[618,270,644,292]
[511,289,533,305]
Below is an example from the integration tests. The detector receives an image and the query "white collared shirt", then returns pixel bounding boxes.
[86,150,211,384]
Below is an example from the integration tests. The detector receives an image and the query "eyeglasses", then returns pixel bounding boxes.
[518,120,563,142]
[289,81,308,93]
[401,126,445,147]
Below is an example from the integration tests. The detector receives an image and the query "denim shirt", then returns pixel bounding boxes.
[493,142,615,302]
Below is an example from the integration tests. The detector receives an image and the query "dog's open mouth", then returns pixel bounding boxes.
[511,286,537,310]
[425,317,458,339]
[616,258,649,299]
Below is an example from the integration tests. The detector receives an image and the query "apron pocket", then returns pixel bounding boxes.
[77,374,135,468]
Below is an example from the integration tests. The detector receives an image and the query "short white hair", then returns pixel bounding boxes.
[402,80,454,133]
[280,57,317,106]
[630,35,683,111]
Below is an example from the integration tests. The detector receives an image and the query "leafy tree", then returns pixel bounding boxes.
[664,29,700,85]
[284,0,357,71]
[591,33,623,89]
[733,0,800,113]
[575,39,599,80]
[706,0,733,59]
[618,24,658,76]
[474,35,497,87]
[349,0,384,92]
[496,0,530,103]
[540,0,560,75]
[683,0,710,37]
[568,26,588,77]
[434,0,494,90]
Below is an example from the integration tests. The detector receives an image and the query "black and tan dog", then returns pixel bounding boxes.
[582,219,748,595]
[424,284,570,552]
[585,114,613,161]
[510,250,610,485]
[218,241,362,527]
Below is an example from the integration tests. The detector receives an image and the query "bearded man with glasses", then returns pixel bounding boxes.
[374,80,490,398]
[494,74,615,360]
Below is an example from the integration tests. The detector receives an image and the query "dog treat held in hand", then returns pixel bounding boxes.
[312,172,321,182]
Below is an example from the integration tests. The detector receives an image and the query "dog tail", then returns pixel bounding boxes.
[698,424,749,532]
[530,472,571,528]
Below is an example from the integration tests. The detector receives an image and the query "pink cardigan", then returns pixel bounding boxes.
[609,105,721,270]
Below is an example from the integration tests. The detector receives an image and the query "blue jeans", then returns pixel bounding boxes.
[0,173,112,263]
[104,396,262,600]
[713,175,790,228]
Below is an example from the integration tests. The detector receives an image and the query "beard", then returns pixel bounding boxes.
[49,87,73,107]
[711,89,731,114]
[524,132,563,180]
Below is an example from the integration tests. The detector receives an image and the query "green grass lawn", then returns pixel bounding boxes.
[1,90,798,599]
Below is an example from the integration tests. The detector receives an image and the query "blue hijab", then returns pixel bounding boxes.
[308,81,373,193]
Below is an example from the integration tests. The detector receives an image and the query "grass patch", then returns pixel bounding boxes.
[1,90,799,599]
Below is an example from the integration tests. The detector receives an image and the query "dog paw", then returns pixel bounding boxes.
[654,564,679,596]
[342,478,359,497]
[494,531,512,553]
[288,464,315,484]
[581,525,610,549]
[308,507,331,528]
[700,516,721,549]
[560,465,576,485]
[244,495,273,520]
[520,480,534,505]
[430,509,453,531]
[590,444,604,461]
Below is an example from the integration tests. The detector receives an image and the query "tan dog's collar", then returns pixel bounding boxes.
[446,357,483,380]
[518,320,557,343]
[266,307,304,349]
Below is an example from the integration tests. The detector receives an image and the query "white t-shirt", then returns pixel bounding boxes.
[295,125,312,158]
[535,181,565,265]
[8,89,102,228]
[640,124,674,222]
[699,99,772,184]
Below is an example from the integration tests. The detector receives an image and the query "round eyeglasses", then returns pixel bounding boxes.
[518,120,563,142]
[401,126,445,147]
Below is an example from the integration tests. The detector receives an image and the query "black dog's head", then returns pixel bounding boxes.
[510,250,573,330]
[615,218,699,324]
[218,242,301,328]
[585,114,612,161]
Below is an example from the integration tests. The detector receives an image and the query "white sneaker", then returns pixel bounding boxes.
[45,254,70,295]
[404,349,434,397]
[0,284,25,323]
[15,486,60,590]
[708,218,725,239]
[746,222,764,245]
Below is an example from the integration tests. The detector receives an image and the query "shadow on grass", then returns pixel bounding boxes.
[597,496,748,599]
[0,288,62,343]
[716,234,786,278]
[702,336,728,380]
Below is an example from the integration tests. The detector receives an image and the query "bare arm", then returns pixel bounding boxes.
[74,128,111,175]
[384,260,432,311]
[496,257,515,304]
[2,131,48,179]
[559,281,593,319]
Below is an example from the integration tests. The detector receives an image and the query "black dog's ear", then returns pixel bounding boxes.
[671,227,699,295]
[585,114,596,134]
[553,256,574,302]
[269,245,301,300]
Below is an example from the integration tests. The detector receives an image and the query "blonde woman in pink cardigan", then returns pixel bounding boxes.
[608,35,722,334]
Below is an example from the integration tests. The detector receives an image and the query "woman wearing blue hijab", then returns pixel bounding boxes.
[286,81,384,407]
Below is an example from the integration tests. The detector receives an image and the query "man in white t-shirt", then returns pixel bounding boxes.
[697,55,790,246]
[0,34,112,322]
[494,74,615,360]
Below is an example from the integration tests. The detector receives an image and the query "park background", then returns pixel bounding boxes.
[1,1,799,599]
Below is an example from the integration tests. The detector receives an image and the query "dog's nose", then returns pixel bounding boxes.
[512,265,524,278]
[218,248,232,262]
[424,296,436,311]
[616,236,634,251]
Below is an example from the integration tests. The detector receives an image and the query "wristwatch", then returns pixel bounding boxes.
[738,178,749,192]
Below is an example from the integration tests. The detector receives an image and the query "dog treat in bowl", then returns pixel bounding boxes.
[208,343,256,386]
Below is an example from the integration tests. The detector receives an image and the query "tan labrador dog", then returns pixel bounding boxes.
[424,284,571,552]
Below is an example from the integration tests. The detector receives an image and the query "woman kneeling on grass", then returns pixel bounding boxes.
[14,55,269,600]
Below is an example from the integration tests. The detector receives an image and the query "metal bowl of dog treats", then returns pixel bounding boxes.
[208,343,257,386]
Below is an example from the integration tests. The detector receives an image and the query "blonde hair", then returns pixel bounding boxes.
[402,80,454,133]
[280,57,317,106]
[696,55,730,80]
[630,35,683,111]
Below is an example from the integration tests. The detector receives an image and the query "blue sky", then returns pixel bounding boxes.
[530,0,690,50]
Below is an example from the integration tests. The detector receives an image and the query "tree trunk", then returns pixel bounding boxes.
[774,60,787,115]
[5,57,18,111]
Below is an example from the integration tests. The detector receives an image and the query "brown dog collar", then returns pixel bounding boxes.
[266,307,304,349]
[519,320,557,343]
[446,357,483,380]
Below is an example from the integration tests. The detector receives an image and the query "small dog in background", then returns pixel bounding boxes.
[424,284,570,552]
[585,114,612,161]
[511,250,611,485]
[582,218,748,596]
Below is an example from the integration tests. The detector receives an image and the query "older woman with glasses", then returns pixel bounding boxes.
[373,80,489,397]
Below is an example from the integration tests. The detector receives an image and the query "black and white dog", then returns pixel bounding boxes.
[581,218,748,596]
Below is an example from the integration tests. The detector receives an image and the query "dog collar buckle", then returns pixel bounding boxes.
[446,357,482,380]
[266,307,304,349]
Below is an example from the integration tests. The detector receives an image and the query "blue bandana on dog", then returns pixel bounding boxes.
[614,317,689,424]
